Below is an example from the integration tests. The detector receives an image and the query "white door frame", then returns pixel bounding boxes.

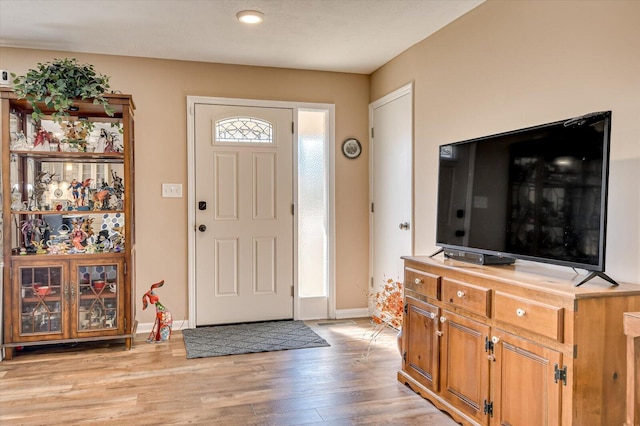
[368,83,414,293]
[186,96,336,328]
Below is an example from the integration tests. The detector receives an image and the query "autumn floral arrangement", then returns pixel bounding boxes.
[363,278,404,359]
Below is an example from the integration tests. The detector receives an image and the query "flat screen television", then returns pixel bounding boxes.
[435,111,616,286]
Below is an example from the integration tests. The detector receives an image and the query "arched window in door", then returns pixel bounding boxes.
[214,117,273,144]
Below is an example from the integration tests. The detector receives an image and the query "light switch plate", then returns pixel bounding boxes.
[162,183,183,198]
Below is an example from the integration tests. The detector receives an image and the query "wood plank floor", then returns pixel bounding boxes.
[0,318,458,425]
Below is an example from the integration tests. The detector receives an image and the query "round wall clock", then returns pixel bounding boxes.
[342,138,362,159]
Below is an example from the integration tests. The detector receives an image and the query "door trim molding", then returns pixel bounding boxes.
[186,96,336,328]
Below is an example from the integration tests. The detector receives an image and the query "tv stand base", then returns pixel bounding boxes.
[575,271,619,287]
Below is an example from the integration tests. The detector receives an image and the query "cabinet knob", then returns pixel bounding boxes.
[399,222,410,230]
[414,278,423,285]
[198,224,207,232]
[516,308,526,317]
[487,354,496,362]
[456,290,465,298]
[440,316,446,323]
[429,312,436,319]
[436,331,443,337]
[491,336,500,344]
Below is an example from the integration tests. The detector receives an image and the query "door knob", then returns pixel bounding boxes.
[198,224,207,232]
[399,222,410,230]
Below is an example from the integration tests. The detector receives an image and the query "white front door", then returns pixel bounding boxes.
[370,84,413,290]
[194,104,294,325]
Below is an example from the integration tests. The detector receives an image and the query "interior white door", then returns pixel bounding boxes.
[195,104,294,325]
[370,84,413,290]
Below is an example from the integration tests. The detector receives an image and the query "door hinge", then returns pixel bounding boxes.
[403,351,407,363]
[485,336,494,353]
[371,127,374,138]
[291,286,294,297]
[292,122,294,134]
[291,204,294,215]
[124,317,127,331]
[124,262,127,275]
[483,400,493,417]
[554,364,567,386]
[370,277,374,288]
[404,303,408,315]
[10,325,13,338]
[371,202,375,213]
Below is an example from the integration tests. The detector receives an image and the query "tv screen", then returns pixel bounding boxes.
[436,111,612,280]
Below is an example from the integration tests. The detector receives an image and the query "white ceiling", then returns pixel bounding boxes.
[0,0,483,74]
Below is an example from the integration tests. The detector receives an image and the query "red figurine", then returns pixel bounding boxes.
[142,280,173,343]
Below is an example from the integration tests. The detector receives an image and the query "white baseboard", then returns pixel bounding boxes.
[136,310,371,335]
[335,308,369,319]
[136,318,190,335]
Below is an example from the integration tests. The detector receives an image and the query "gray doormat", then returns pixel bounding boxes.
[182,320,330,359]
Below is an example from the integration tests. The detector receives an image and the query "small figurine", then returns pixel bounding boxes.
[60,121,88,151]
[10,131,29,150]
[20,218,50,253]
[96,229,111,252]
[69,219,88,253]
[68,178,91,207]
[92,187,112,210]
[32,171,57,209]
[32,240,47,255]
[101,128,122,153]
[79,178,92,206]
[33,128,55,151]
[68,179,82,205]
[111,170,124,205]
[142,280,173,343]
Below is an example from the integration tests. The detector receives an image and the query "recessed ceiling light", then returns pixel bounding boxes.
[236,10,264,24]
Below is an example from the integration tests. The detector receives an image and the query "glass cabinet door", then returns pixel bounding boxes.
[75,262,120,332]
[18,265,64,335]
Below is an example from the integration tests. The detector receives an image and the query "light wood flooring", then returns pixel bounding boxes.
[0,318,458,425]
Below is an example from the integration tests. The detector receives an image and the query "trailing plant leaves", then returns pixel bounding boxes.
[11,58,118,132]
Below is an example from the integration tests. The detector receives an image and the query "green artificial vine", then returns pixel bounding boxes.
[11,58,116,132]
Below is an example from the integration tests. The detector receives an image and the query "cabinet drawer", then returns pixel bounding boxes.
[404,268,440,299]
[442,278,491,318]
[494,292,564,342]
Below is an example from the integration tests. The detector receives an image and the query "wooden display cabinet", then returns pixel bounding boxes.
[1,87,136,359]
[399,255,640,425]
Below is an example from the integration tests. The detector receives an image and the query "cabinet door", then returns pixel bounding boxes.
[491,329,562,426]
[13,261,67,340]
[71,258,124,337]
[440,310,491,425]
[404,296,440,391]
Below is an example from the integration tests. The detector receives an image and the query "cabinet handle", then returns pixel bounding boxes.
[70,284,76,299]
[456,290,465,298]
[64,284,69,301]
[436,331,443,337]
[487,354,496,362]
[516,308,526,317]
[491,336,500,344]
[440,316,446,323]
[414,278,423,285]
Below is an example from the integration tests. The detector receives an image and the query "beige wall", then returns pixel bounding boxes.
[371,0,640,284]
[0,48,372,323]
